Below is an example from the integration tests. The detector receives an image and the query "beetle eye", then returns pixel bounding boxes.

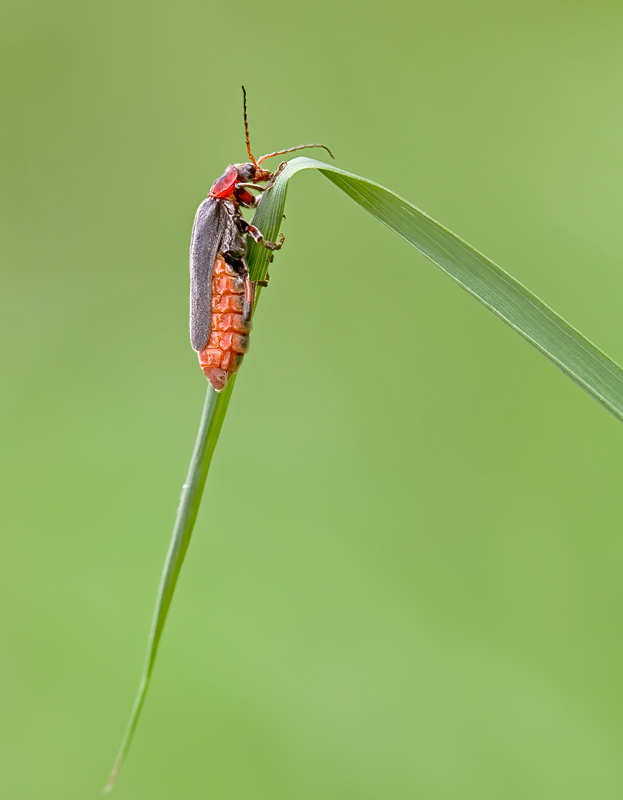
[237,163,256,182]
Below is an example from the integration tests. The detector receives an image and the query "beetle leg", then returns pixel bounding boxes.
[236,183,265,206]
[236,182,266,192]
[246,226,285,251]
[254,273,270,289]
[264,161,288,191]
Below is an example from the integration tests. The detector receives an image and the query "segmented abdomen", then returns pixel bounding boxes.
[198,254,251,391]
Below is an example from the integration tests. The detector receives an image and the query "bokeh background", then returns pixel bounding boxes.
[3,0,623,797]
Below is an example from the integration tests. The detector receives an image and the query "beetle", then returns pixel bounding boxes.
[189,87,334,391]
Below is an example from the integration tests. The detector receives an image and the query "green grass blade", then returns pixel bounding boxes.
[108,152,623,790]
[105,379,235,791]
[264,157,623,422]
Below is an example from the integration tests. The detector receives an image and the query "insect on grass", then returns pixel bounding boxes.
[189,86,334,390]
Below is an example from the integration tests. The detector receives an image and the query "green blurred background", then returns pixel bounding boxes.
[3,0,623,797]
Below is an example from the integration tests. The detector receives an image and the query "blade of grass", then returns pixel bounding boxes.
[105,378,235,791]
[108,152,623,790]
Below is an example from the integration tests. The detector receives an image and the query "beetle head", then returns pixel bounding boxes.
[234,163,256,182]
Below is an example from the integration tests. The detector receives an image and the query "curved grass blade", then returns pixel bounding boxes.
[262,157,623,422]
[107,152,623,791]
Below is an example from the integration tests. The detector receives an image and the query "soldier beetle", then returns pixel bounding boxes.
[189,87,333,390]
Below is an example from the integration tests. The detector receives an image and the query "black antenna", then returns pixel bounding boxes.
[241,86,257,165]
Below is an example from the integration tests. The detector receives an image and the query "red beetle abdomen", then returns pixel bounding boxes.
[198,254,251,391]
